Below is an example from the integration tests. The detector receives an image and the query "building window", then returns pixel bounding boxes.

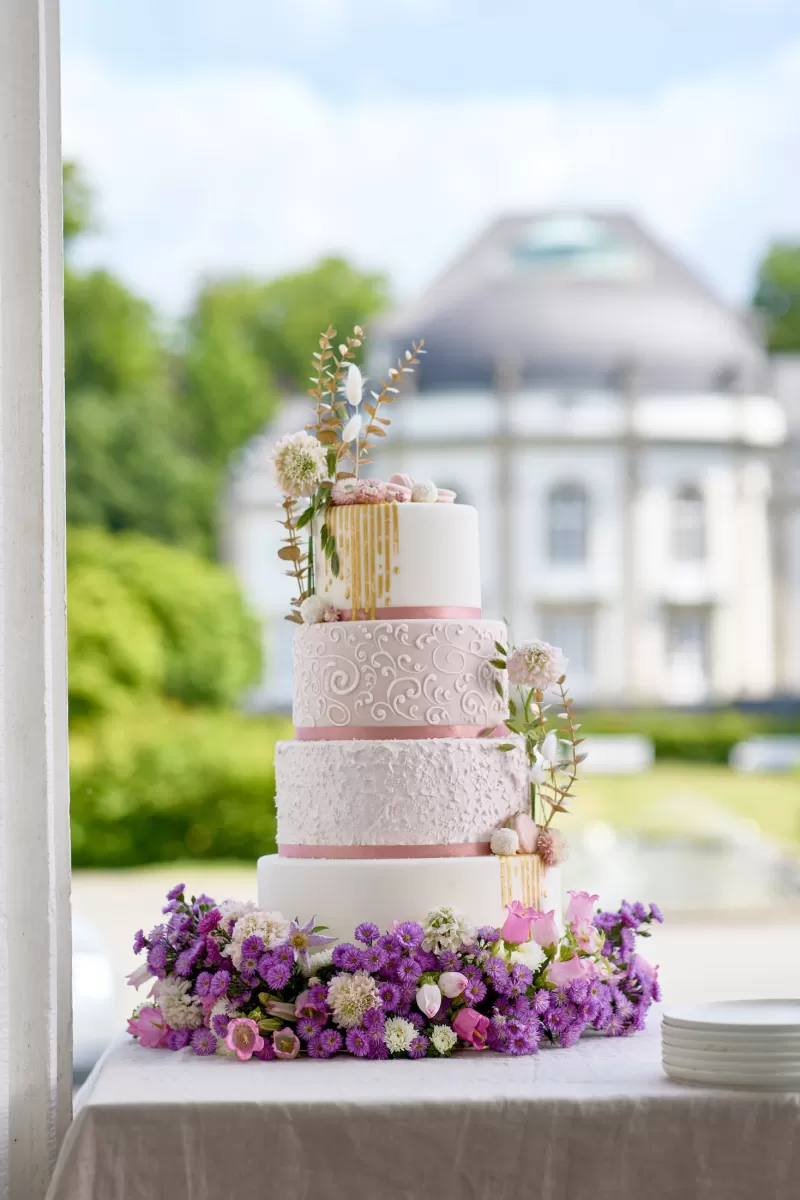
[673,484,705,562]
[548,483,588,564]
[540,611,593,678]
[666,608,710,701]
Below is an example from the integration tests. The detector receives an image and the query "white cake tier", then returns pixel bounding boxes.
[275,737,528,851]
[293,618,508,736]
[258,854,562,940]
[314,502,480,616]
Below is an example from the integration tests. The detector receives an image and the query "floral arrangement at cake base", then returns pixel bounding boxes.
[127,885,662,1061]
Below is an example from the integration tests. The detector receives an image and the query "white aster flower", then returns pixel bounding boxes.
[430,1025,458,1055]
[507,641,568,690]
[510,940,547,973]
[384,1017,417,1054]
[327,971,381,1029]
[154,977,204,1030]
[422,906,474,954]
[271,431,328,498]
[490,828,520,856]
[300,595,328,624]
[222,910,290,969]
[300,947,335,978]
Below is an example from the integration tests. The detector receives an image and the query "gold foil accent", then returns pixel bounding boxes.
[324,502,401,615]
[497,854,545,913]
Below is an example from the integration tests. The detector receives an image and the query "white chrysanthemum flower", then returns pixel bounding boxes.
[215,1037,234,1057]
[384,1017,417,1054]
[218,899,257,924]
[222,910,290,969]
[154,978,204,1030]
[327,971,381,1029]
[430,1025,458,1055]
[422,906,474,954]
[507,641,568,690]
[510,940,547,973]
[300,947,335,978]
[300,595,328,624]
[271,431,328,498]
[490,828,520,856]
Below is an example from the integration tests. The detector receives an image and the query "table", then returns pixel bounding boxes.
[48,1012,800,1200]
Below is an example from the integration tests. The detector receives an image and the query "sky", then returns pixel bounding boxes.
[61,0,800,316]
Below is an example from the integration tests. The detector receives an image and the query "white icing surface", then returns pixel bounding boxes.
[315,503,481,612]
[293,618,508,730]
[275,737,528,847]
[258,855,563,940]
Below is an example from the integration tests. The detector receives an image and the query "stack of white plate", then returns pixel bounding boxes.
[662,1000,800,1090]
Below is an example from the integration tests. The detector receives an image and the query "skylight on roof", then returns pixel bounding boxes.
[510,216,646,279]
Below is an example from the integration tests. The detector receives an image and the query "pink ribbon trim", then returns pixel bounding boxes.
[279,842,492,860]
[338,606,481,621]
[295,724,490,741]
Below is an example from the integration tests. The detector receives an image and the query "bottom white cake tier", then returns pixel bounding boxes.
[257,853,562,942]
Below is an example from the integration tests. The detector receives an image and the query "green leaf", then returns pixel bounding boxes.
[494,680,504,698]
[320,523,329,549]
[326,448,337,477]
[494,641,507,655]
[507,698,517,717]
[295,506,314,530]
[331,549,340,577]
[497,743,517,751]
[489,658,506,670]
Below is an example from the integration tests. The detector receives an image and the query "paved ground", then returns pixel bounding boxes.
[73,864,800,1041]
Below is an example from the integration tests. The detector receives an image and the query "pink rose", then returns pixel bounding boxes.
[452,1007,490,1050]
[272,1026,301,1061]
[529,909,559,948]
[224,1017,265,1062]
[127,1005,167,1049]
[545,955,592,988]
[438,971,468,999]
[500,900,537,945]
[566,890,600,927]
[510,813,539,854]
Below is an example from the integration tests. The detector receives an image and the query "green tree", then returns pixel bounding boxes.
[752,242,800,352]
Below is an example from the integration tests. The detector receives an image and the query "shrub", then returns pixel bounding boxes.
[583,708,800,764]
[70,706,291,867]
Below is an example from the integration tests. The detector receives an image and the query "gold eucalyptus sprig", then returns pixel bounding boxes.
[358,340,425,471]
[306,325,363,468]
[278,497,311,625]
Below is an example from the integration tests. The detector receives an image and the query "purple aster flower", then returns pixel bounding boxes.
[484,957,509,992]
[272,943,294,966]
[190,1027,216,1056]
[462,963,483,984]
[436,950,462,972]
[166,882,186,902]
[477,925,501,943]
[464,978,487,1005]
[194,971,213,998]
[147,942,167,976]
[354,922,381,946]
[377,933,399,955]
[395,956,420,985]
[166,1028,191,1051]
[297,1016,318,1041]
[615,994,635,1019]
[265,961,293,991]
[487,1017,509,1052]
[559,1023,583,1049]
[593,912,619,931]
[197,908,221,935]
[241,934,265,959]
[162,899,180,915]
[632,1003,649,1032]
[567,979,590,1004]
[257,953,275,981]
[362,1008,385,1034]
[360,945,387,974]
[286,916,336,967]
[194,893,215,907]
[605,1013,626,1037]
[307,984,328,1009]
[308,1028,343,1059]
[345,1027,371,1057]
[211,1012,231,1038]
[407,1010,426,1030]
[532,989,552,1016]
[367,1034,389,1060]
[649,902,664,923]
[332,943,364,971]
[631,902,648,922]
[408,1035,429,1059]
[619,927,636,962]
[173,950,195,977]
[413,949,439,972]
[209,970,230,998]
[394,921,424,950]
[132,929,147,955]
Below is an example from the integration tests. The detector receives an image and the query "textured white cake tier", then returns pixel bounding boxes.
[293,618,508,732]
[258,855,562,940]
[275,737,528,848]
[314,502,481,614]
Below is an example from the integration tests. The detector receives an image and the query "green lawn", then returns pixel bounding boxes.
[573,764,800,847]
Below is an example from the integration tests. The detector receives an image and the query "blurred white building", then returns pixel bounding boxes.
[223,213,798,709]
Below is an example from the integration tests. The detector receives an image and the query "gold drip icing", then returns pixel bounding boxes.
[497,854,545,912]
[322,503,400,615]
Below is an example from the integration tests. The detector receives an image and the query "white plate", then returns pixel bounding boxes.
[663,1061,800,1091]
[661,1025,800,1048]
[662,1032,800,1056]
[663,1000,800,1034]
[662,1046,800,1067]
[663,1049,800,1073]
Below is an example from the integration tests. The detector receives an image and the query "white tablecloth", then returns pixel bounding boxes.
[48,1012,800,1200]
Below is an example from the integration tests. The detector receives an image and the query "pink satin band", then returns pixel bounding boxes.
[295,724,490,741]
[279,842,491,860]
[338,606,481,621]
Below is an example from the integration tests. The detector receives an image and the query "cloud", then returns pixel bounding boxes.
[62,42,800,314]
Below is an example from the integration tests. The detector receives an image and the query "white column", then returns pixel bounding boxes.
[0,1,72,1197]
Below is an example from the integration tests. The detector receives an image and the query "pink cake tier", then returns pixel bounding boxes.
[292,618,509,739]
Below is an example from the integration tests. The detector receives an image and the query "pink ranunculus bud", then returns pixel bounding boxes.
[416,982,443,1018]
[500,900,537,945]
[565,890,600,927]
[510,813,539,854]
[452,1007,490,1049]
[529,909,559,948]
[438,971,468,999]
[545,954,592,988]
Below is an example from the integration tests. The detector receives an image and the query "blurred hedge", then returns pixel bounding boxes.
[583,708,800,764]
[70,705,291,867]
